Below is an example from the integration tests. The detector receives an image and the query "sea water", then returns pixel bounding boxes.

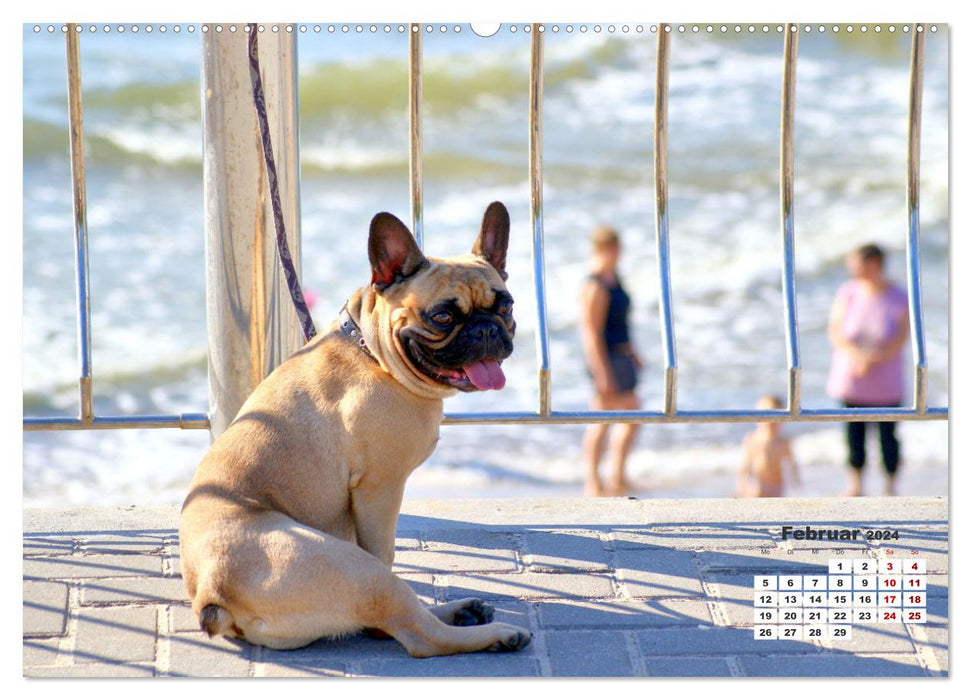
[22,24,949,505]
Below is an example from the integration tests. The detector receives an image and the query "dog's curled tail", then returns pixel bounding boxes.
[199,604,238,638]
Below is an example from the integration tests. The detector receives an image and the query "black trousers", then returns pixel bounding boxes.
[844,401,901,476]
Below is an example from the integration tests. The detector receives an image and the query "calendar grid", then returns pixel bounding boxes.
[754,558,927,640]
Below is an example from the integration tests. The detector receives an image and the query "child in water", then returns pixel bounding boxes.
[737,395,800,498]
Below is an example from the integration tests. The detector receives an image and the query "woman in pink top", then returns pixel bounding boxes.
[827,244,910,496]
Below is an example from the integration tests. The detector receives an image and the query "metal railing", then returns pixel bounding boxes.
[906,25,929,415]
[444,22,944,426]
[654,25,677,416]
[23,23,947,436]
[780,24,802,416]
[24,23,210,432]
[409,24,424,248]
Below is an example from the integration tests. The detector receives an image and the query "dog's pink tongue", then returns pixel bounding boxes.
[464,360,506,390]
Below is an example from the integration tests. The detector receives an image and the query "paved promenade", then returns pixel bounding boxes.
[23,497,948,678]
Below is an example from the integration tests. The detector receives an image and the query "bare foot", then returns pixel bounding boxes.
[843,472,863,497]
[584,479,605,497]
[605,481,631,497]
[884,479,897,496]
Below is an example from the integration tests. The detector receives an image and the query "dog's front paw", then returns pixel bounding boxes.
[487,624,532,653]
[452,598,495,627]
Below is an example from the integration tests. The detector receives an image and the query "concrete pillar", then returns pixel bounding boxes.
[202,27,304,438]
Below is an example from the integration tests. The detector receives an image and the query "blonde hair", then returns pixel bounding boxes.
[756,395,783,410]
[591,225,620,252]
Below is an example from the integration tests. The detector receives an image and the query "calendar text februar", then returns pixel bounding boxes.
[781,526,861,541]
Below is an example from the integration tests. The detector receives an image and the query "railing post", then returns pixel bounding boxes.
[529,24,552,416]
[906,24,928,414]
[409,24,424,249]
[654,24,678,416]
[65,24,94,424]
[780,23,802,415]
[202,25,304,438]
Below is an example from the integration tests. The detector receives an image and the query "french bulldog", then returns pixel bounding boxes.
[179,202,531,657]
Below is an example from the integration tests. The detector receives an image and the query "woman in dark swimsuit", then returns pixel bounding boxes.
[579,226,643,496]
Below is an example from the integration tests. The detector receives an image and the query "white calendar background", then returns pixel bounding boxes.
[754,557,927,641]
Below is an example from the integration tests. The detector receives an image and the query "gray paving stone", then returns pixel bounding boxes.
[22,637,62,667]
[393,548,518,574]
[736,653,930,677]
[396,572,436,604]
[697,549,833,574]
[911,623,949,672]
[421,529,519,552]
[636,626,817,656]
[261,633,406,663]
[545,630,635,676]
[521,530,610,572]
[926,574,948,597]
[920,549,948,573]
[642,656,734,677]
[23,580,69,636]
[539,599,712,629]
[23,536,75,557]
[167,551,182,577]
[924,589,949,625]
[81,534,168,554]
[165,632,254,677]
[169,603,200,634]
[702,573,758,626]
[80,576,187,605]
[614,550,705,598]
[611,526,775,551]
[485,600,531,629]
[21,499,950,679]
[822,623,918,654]
[257,661,347,677]
[702,571,755,596]
[74,606,159,664]
[26,662,155,677]
[350,653,541,677]
[719,599,759,627]
[24,553,164,580]
[444,571,614,600]
[395,531,421,550]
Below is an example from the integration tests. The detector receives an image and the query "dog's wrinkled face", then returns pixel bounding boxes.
[398,263,515,392]
[366,202,515,395]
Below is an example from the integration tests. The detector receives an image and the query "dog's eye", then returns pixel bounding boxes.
[498,300,514,316]
[431,311,454,326]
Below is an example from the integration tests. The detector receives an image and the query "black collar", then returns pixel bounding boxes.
[338,303,378,364]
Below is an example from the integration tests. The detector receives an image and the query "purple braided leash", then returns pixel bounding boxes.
[247,26,317,342]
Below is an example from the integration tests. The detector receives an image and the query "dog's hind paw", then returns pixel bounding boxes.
[487,625,532,652]
[452,598,495,627]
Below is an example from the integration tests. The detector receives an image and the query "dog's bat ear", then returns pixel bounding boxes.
[472,201,510,280]
[368,213,429,290]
